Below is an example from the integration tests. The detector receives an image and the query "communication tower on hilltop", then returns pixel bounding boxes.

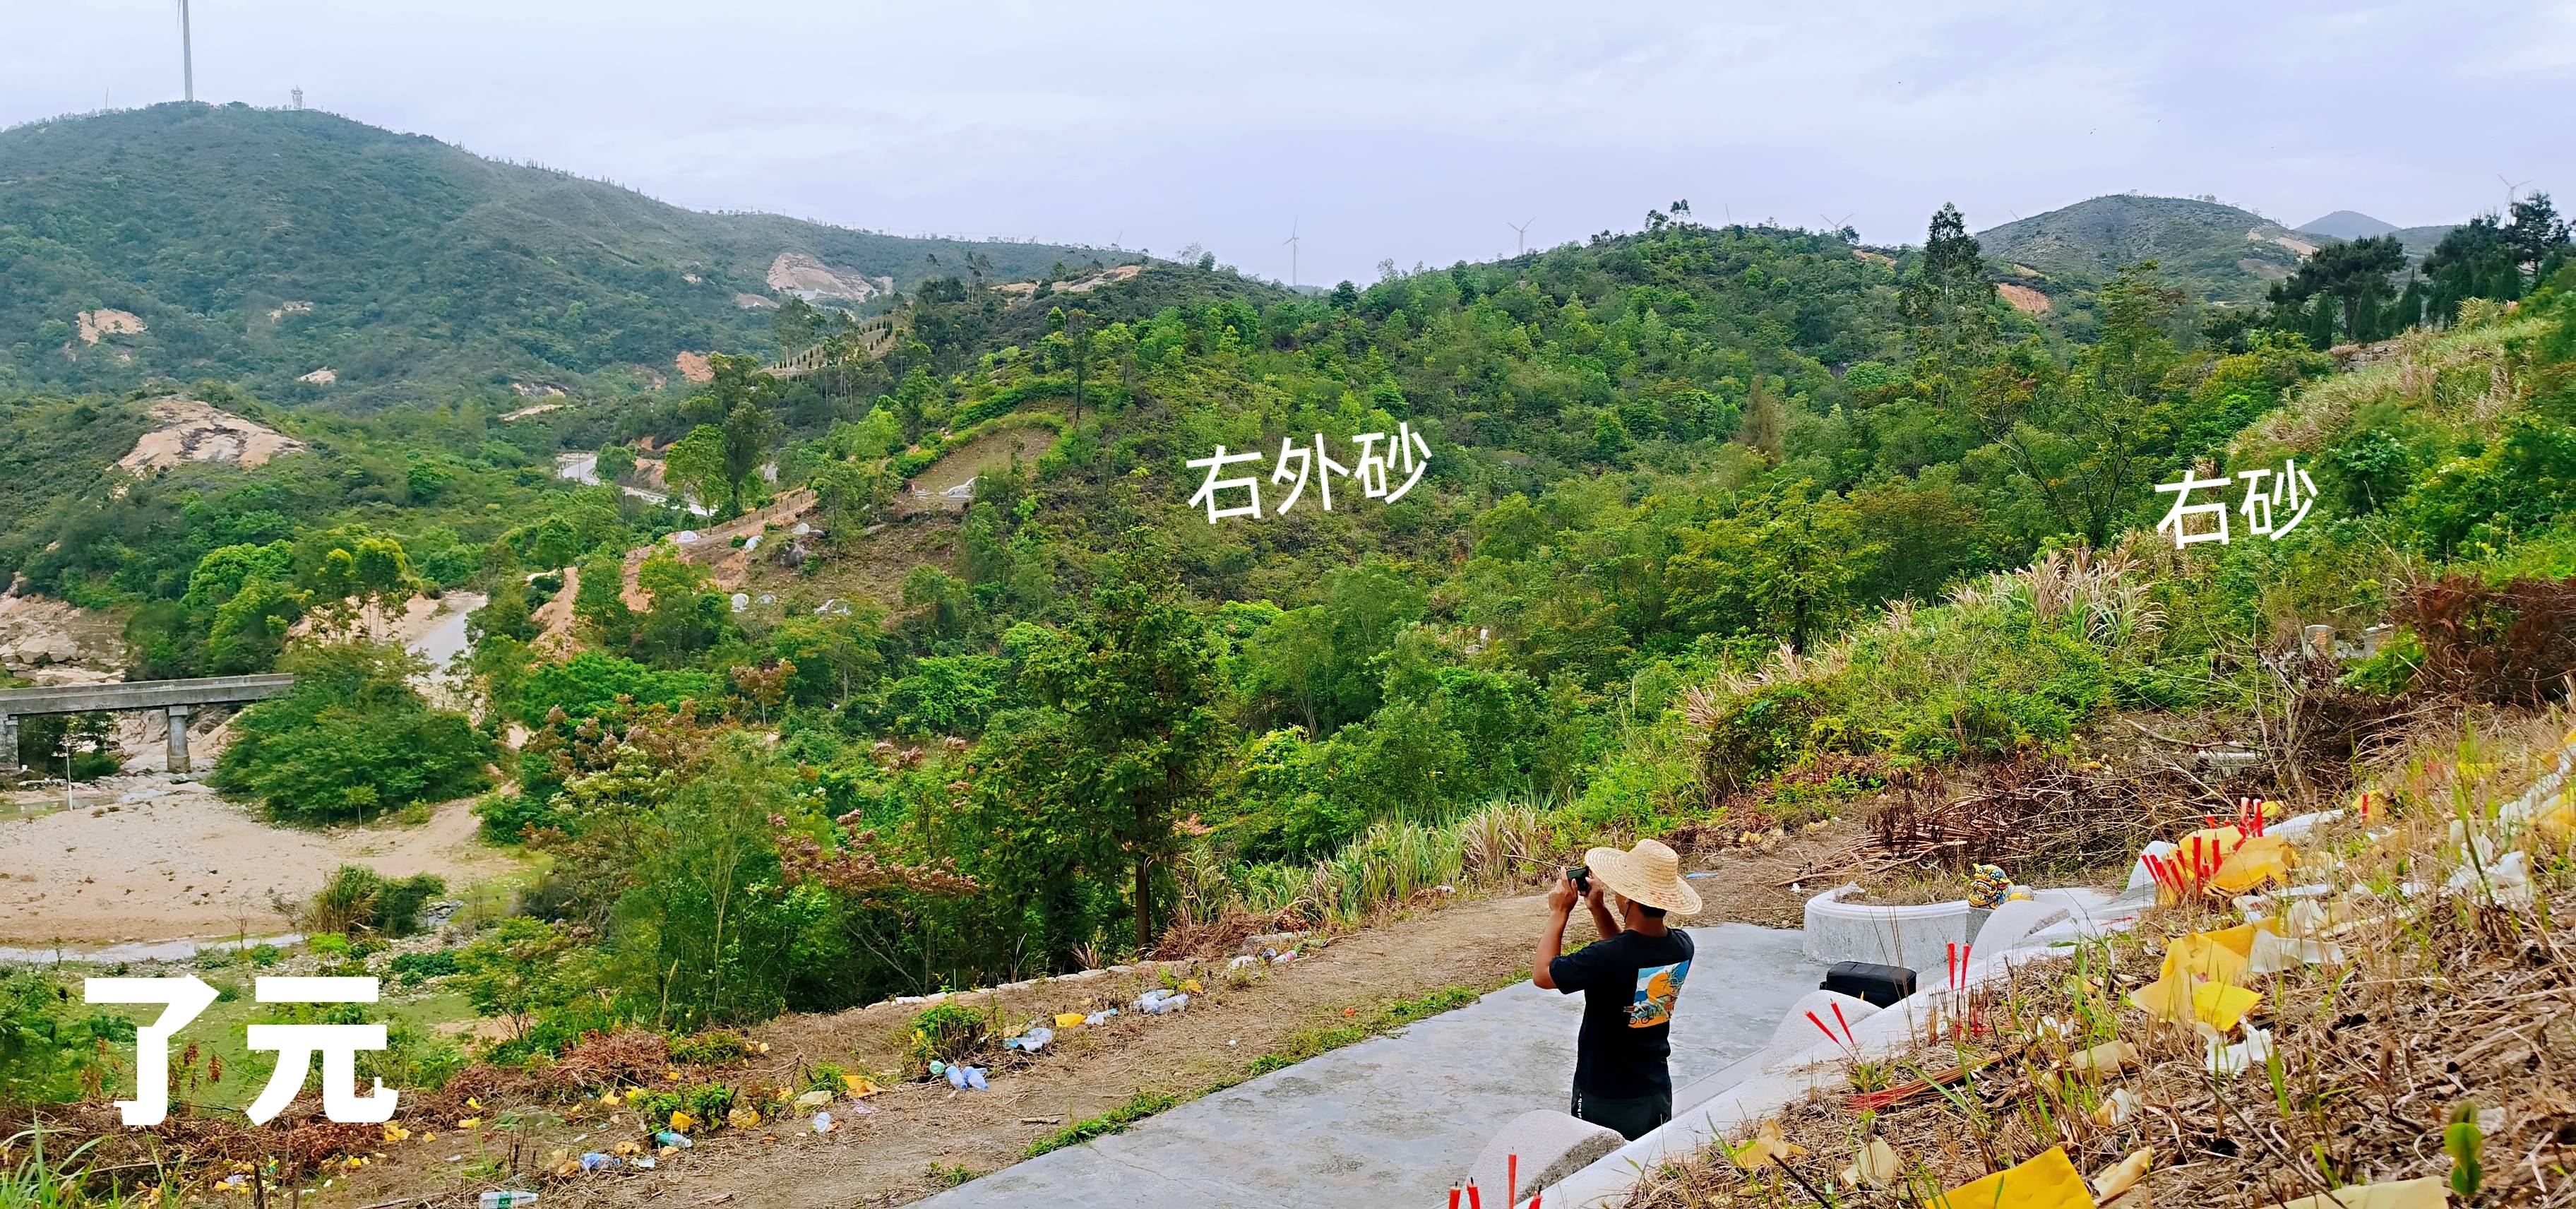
[292,87,305,110]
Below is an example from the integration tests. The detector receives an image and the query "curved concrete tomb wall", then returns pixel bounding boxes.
[1801,883,1969,969]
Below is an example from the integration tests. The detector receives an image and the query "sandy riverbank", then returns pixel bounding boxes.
[0,775,520,947]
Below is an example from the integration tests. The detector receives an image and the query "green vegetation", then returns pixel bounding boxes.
[1244,984,1488,1076]
[0,105,1105,407]
[1025,1090,1183,1157]
[210,641,492,823]
[4,120,2572,1172]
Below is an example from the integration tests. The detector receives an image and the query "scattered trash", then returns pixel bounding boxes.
[2205,1023,2274,1076]
[1227,955,1257,970]
[652,1131,693,1149]
[727,1104,761,1130]
[812,1111,834,1133]
[479,1193,539,1208]
[2089,1148,2152,1201]
[2067,1040,2139,1075]
[1084,1008,1119,1025]
[1841,1136,1904,1189]
[578,1153,621,1173]
[1136,989,1190,1014]
[928,1059,946,1076]
[794,1089,834,1109]
[2092,1087,2140,1126]
[1939,1145,2089,1208]
[1054,1012,1088,1029]
[1728,1119,1806,1170]
[1003,1025,1054,1052]
[2448,847,2534,908]
[2273,1177,2447,1209]
[945,1064,990,1090]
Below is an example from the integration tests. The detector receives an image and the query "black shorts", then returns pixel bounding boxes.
[1570,1083,1671,1140]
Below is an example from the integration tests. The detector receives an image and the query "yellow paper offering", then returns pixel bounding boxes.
[1933,1146,2098,1209]
[2211,835,2294,893]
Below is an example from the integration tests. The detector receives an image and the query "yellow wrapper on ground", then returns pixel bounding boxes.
[2274,1177,2448,1209]
[2211,835,2294,893]
[2159,925,2261,984]
[1933,1145,2098,1208]
[2129,974,2262,1032]
[1055,1013,1087,1029]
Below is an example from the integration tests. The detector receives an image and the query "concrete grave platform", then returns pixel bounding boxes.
[919,924,1814,1209]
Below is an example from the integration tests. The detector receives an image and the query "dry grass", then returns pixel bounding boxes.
[1626,707,2576,1208]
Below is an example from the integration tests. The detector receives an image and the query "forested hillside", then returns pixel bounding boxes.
[0,104,1114,408]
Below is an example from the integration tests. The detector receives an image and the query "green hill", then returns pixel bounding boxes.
[0,103,1114,409]
[2296,209,2398,239]
[1975,194,2317,304]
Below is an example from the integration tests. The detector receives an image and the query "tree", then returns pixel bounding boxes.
[595,442,636,487]
[679,353,784,513]
[211,641,494,823]
[664,424,730,513]
[1900,203,1998,363]
[2272,234,2406,344]
[1008,573,1225,953]
[2503,193,2571,273]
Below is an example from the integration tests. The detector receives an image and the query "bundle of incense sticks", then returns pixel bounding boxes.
[1806,1009,1855,1048]
[1944,941,1974,991]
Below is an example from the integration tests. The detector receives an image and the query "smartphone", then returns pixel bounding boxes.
[1566,864,1590,895]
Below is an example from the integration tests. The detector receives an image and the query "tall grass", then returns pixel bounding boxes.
[1212,797,1553,930]
[0,1128,181,1209]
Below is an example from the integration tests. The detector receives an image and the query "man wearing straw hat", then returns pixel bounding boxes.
[1532,837,1700,1140]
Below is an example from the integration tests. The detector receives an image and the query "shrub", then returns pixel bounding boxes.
[389,951,461,984]
[213,641,494,823]
[903,1003,995,1073]
[665,1030,755,1066]
[303,866,451,936]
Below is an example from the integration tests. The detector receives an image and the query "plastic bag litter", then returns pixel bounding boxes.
[812,1112,833,1133]
[1085,1008,1119,1025]
[1003,1025,1054,1052]
[1226,955,1257,970]
[794,1089,834,1109]
[2205,1023,2274,1076]
[2448,847,2534,908]
[578,1153,621,1173]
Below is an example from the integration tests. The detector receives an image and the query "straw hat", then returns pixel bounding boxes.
[1582,838,1702,915]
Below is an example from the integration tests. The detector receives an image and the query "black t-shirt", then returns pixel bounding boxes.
[1547,927,1695,1097]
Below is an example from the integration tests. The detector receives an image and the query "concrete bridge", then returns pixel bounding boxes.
[0,674,294,775]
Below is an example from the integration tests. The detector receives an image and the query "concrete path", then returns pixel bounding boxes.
[919,924,1816,1209]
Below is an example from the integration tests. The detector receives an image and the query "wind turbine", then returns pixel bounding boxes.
[1282,218,1302,287]
[2498,173,2534,215]
[1508,218,1534,256]
[1818,211,1856,238]
[177,0,193,102]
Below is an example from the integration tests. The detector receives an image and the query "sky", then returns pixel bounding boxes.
[5,1,2572,286]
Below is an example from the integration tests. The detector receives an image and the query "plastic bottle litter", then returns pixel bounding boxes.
[479,1193,539,1209]
[1085,1008,1119,1025]
[928,1059,947,1077]
[1003,1025,1054,1052]
[578,1152,620,1173]
[652,1131,693,1149]
[1136,989,1191,1014]
[944,1064,990,1090]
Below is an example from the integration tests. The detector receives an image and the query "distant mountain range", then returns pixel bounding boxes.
[1974,195,2465,307]
[0,104,1111,408]
[2296,210,2459,257]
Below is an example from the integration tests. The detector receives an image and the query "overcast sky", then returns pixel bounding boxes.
[6,1,2571,285]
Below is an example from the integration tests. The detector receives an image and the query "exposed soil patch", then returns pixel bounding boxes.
[767,252,890,305]
[674,352,715,383]
[75,308,145,344]
[114,397,304,474]
[0,782,518,946]
[1997,282,2053,316]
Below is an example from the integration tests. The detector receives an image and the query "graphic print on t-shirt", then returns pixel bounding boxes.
[1627,959,1690,1028]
